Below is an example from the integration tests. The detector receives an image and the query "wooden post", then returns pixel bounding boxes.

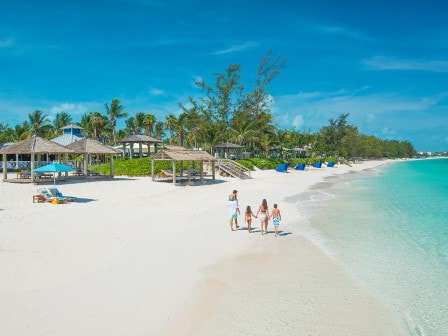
[172,160,176,185]
[2,153,7,181]
[83,154,88,176]
[64,153,69,177]
[37,153,41,168]
[139,143,143,158]
[200,160,203,183]
[187,160,191,185]
[180,161,184,176]
[31,152,35,182]
[211,160,215,181]
[147,142,151,157]
[109,155,114,178]
[122,143,126,159]
[15,154,19,170]
[130,142,134,159]
[151,158,155,181]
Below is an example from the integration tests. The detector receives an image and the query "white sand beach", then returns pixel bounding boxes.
[0,161,409,336]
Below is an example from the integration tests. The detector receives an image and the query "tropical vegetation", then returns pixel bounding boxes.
[0,51,416,162]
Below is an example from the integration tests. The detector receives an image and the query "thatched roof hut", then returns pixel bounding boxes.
[1,136,73,182]
[213,142,244,149]
[66,138,120,155]
[151,150,215,185]
[0,136,74,154]
[66,138,119,177]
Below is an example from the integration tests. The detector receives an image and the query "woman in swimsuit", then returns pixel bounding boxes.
[256,199,269,235]
[228,190,239,230]
[245,205,257,233]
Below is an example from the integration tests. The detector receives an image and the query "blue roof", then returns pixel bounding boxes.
[51,134,84,146]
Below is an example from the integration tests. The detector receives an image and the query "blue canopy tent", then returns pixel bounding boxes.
[295,163,305,170]
[33,163,75,187]
[312,161,322,168]
[276,163,288,172]
[327,162,335,167]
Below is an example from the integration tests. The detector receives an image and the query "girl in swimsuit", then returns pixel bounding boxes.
[256,199,269,235]
[245,206,257,233]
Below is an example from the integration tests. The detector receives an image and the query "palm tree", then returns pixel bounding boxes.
[13,122,31,141]
[104,98,127,145]
[89,112,106,141]
[153,121,165,140]
[53,112,72,136]
[143,113,156,136]
[125,117,136,136]
[28,110,50,136]
[134,112,146,134]
[163,114,178,145]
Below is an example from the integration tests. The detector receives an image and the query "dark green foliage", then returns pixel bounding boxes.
[235,159,255,170]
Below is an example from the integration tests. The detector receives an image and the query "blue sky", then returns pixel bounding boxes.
[0,0,447,151]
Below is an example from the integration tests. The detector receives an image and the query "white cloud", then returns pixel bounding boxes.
[366,113,376,123]
[49,102,102,117]
[150,88,165,96]
[292,115,304,129]
[363,55,448,72]
[212,41,257,55]
[0,38,14,48]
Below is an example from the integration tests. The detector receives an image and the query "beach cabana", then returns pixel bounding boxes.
[327,162,335,168]
[66,138,120,178]
[313,161,322,168]
[0,135,74,182]
[295,163,306,170]
[275,163,288,173]
[211,142,245,159]
[150,149,216,185]
[117,134,162,159]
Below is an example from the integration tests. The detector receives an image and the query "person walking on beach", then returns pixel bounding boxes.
[228,190,239,231]
[228,190,238,205]
[245,205,257,233]
[256,199,269,235]
[229,198,240,231]
[270,204,282,237]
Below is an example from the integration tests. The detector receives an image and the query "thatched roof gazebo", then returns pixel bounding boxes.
[212,142,245,159]
[117,134,162,159]
[66,138,120,177]
[150,150,216,185]
[0,135,73,182]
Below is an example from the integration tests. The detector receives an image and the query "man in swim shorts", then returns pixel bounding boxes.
[229,195,240,231]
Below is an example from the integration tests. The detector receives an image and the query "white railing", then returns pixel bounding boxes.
[0,161,51,170]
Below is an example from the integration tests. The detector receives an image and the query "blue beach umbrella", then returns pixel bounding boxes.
[33,163,75,187]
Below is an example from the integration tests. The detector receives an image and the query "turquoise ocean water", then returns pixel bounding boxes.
[296,159,448,336]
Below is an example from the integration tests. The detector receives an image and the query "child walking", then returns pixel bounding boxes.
[245,206,257,233]
[270,204,282,237]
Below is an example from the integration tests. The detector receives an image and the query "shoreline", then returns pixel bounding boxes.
[163,159,409,335]
[0,159,409,335]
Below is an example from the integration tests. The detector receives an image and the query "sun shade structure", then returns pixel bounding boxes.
[117,134,162,159]
[0,135,74,182]
[33,163,75,187]
[66,138,120,177]
[211,142,245,159]
[150,150,216,185]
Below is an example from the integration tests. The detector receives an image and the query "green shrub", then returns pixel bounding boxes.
[235,159,254,170]
[90,158,192,176]
[248,158,286,170]
[325,157,339,164]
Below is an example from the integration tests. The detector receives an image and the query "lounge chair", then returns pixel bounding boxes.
[37,188,71,203]
[48,188,76,202]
